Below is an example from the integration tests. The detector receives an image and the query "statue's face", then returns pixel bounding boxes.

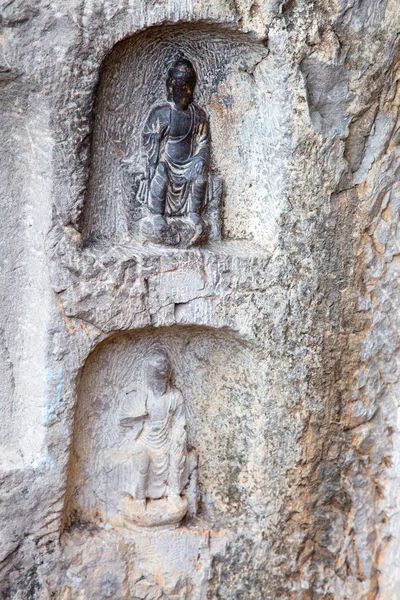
[167,60,197,109]
[147,352,170,382]
[170,80,194,109]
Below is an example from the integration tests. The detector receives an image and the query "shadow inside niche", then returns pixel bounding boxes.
[81,21,283,250]
[62,325,266,533]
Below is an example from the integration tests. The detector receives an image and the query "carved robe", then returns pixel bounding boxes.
[142,102,210,216]
[124,388,187,500]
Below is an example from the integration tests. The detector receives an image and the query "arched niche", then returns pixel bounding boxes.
[63,326,269,530]
[82,22,292,250]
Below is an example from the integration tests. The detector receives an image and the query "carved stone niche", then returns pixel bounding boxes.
[62,326,267,534]
[81,23,287,250]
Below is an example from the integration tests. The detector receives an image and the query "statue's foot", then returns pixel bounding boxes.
[133,498,147,513]
[140,214,165,241]
[186,213,204,247]
[139,213,208,247]
[119,494,188,529]
[151,214,167,229]
[161,220,181,246]
[140,214,181,246]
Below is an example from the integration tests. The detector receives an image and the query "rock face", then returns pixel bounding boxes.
[1,1,400,598]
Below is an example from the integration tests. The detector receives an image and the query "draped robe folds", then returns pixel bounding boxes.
[142,102,210,216]
[126,389,187,500]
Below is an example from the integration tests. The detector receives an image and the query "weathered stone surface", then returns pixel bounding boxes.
[1,0,400,598]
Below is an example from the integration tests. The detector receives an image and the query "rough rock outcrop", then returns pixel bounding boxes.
[1,0,400,598]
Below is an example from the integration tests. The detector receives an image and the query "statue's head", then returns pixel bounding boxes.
[167,58,197,109]
[145,347,172,387]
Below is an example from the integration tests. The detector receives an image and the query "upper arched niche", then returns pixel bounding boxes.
[82,22,293,250]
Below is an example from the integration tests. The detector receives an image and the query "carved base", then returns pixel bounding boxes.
[120,494,188,529]
[139,213,208,248]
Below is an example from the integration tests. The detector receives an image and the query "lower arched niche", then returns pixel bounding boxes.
[63,325,267,531]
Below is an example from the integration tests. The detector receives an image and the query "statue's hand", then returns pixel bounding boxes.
[187,156,206,181]
[120,414,148,428]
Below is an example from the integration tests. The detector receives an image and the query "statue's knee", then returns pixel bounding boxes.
[195,173,207,187]
[134,454,150,477]
[156,161,168,178]
[149,162,168,214]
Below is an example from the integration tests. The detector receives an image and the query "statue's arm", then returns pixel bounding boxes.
[142,104,170,178]
[193,108,211,164]
[168,392,187,497]
[171,393,187,447]
[120,412,148,440]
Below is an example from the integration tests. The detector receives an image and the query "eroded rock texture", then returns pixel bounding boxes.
[1,0,400,598]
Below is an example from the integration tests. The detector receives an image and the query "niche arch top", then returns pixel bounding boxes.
[83,22,292,250]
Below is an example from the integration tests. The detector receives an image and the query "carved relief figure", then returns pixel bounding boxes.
[144,58,209,221]
[118,348,189,527]
[128,58,222,247]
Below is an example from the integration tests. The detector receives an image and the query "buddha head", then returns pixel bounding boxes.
[167,58,197,109]
[146,347,172,392]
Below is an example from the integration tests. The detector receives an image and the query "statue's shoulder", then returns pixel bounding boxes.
[193,103,209,123]
[145,102,171,124]
[170,387,184,408]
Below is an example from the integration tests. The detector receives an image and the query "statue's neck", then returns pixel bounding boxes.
[148,378,168,396]
[170,100,191,112]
